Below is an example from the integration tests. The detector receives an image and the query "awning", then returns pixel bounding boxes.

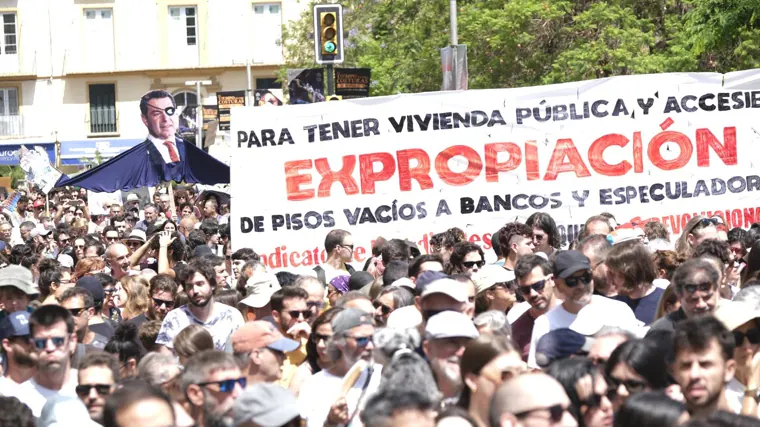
[0,142,55,165]
[60,138,143,166]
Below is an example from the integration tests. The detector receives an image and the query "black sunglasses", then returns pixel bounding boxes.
[681,282,714,294]
[373,301,392,315]
[310,332,332,345]
[689,217,720,234]
[584,389,617,408]
[67,307,90,317]
[288,310,313,320]
[341,243,354,251]
[565,272,592,288]
[462,260,485,269]
[198,377,246,393]
[76,384,112,397]
[152,298,175,309]
[607,376,648,394]
[734,329,760,346]
[515,404,566,423]
[307,301,325,311]
[517,279,547,296]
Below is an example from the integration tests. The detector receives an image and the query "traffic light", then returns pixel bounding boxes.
[313,4,344,64]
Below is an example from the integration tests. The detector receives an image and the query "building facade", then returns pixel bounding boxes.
[0,0,303,167]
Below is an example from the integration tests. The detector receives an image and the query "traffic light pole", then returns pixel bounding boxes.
[326,64,334,96]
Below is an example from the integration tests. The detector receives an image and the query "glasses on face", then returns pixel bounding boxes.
[152,298,175,309]
[690,217,720,234]
[197,377,246,393]
[565,271,592,288]
[462,260,485,269]
[517,279,547,297]
[373,301,392,315]
[533,233,545,242]
[311,332,333,345]
[105,235,119,242]
[32,336,66,350]
[75,384,112,397]
[74,244,85,249]
[584,389,617,408]
[681,282,714,294]
[349,335,374,347]
[126,242,140,249]
[734,329,760,346]
[515,404,567,423]
[67,307,90,317]
[103,288,115,295]
[307,301,325,311]
[288,310,313,320]
[341,243,354,251]
[58,238,70,245]
[607,376,648,394]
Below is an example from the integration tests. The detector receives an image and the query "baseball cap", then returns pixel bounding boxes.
[416,271,449,290]
[57,254,74,269]
[425,311,479,340]
[472,265,515,294]
[386,305,423,329]
[535,328,595,368]
[0,265,37,296]
[231,321,299,353]
[124,229,146,243]
[0,310,30,339]
[553,251,591,279]
[30,227,51,238]
[390,277,416,291]
[32,199,44,208]
[332,308,374,336]
[349,271,374,291]
[231,383,300,427]
[714,300,760,331]
[420,278,468,304]
[240,272,281,309]
[76,276,105,302]
[126,193,139,202]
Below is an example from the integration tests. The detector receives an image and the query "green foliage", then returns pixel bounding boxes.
[281,0,760,94]
[0,166,25,189]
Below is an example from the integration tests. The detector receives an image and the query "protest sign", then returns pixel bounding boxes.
[232,70,760,269]
[335,68,371,98]
[288,68,325,104]
[254,90,283,106]
[217,90,246,131]
[18,145,62,194]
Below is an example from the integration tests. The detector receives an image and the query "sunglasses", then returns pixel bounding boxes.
[515,404,566,423]
[32,336,66,350]
[533,234,545,242]
[349,335,374,347]
[681,282,714,294]
[734,329,760,346]
[152,298,174,309]
[341,244,354,251]
[311,332,332,345]
[517,279,547,296]
[307,301,325,311]
[463,260,485,269]
[74,244,85,249]
[373,301,392,315]
[75,384,112,397]
[584,389,617,408]
[607,376,648,394]
[197,377,246,393]
[103,288,115,294]
[689,217,720,234]
[105,236,120,242]
[288,310,312,320]
[67,307,90,317]
[564,272,592,288]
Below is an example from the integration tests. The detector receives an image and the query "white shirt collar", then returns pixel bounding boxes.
[147,134,176,145]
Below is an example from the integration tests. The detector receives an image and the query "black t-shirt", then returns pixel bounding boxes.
[614,287,665,326]
[126,313,149,328]
[90,318,116,340]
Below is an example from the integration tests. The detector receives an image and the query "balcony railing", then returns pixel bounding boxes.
[0,114,24,137]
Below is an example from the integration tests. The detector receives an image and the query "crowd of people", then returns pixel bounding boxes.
[2,185,760,427]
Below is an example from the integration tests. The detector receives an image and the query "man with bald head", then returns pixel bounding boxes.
[178,215,197,239]
[489,373,577,427]
[106,243,131,280]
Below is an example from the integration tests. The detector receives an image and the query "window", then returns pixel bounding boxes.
[174,91,198,108]
[168,6,199,66]
[0,87,20,136]
[83,9,114,70]
[256,78,279,89]
[89,84,117,134]
[251,3,282,64]
[1,13,16,55]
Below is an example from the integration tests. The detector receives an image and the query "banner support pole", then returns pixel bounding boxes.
[326,64,334,96]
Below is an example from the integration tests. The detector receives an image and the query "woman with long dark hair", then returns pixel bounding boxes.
[546,358,614,427]
[289,307,343,396]
[604,338,672,411]
[613,391,688,427]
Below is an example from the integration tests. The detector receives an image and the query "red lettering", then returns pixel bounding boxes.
[434,145,482,186]
[284,160,314,201]
[359,153,396,194]
[397,149,433,191]
[648,131,692,171]
[525,140,540,181]
[633,131,643,173]
[484,142,521,183]
[588,134,631,176]
[544,138,591,180]
[315,156,360,198]
[696,127,737,167]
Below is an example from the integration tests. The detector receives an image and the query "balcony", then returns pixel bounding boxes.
[0,114,24,138]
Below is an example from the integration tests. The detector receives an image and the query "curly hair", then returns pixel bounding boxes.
[446,241,484,274]
[644,221,670,242]
[119,275,151,321]
[652,250,684,281]
[497,222,533,256]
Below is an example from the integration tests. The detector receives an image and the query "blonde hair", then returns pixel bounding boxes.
[675,215,713,258]
[654,283,679,321]
[73,257,106,281]
[120,275,151,320]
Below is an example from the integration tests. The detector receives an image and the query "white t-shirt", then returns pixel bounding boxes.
[726,377,760,415]
[507,302,531,324]
[155,302,244,351]
[527,295,640,368]
[16,371,78,417]
[0,376,22,398]
[298,364,383,427]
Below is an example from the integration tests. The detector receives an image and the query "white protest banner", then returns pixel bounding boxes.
[18,145,62,194]
[232,70,760,270]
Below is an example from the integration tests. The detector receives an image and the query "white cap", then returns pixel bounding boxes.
[472,265,514,294]
[425,311,479,340]
[420,278,468,303]
[57,254,74,269]
[126,193,139,202]
[390,277,416,291]
[386,305,422,329]
[240,272,281,308]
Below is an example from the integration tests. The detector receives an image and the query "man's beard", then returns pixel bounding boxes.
[38,355,67,373]
[431,357,462,388]
[190,294,211,307]
[202,396,230,427]
[13,350,36,368]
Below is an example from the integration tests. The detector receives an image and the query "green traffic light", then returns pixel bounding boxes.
[324,41,336,53]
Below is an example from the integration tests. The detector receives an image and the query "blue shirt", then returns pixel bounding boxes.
[613,286,664,326]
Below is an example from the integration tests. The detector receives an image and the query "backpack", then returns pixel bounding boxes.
[313,264,356,286]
